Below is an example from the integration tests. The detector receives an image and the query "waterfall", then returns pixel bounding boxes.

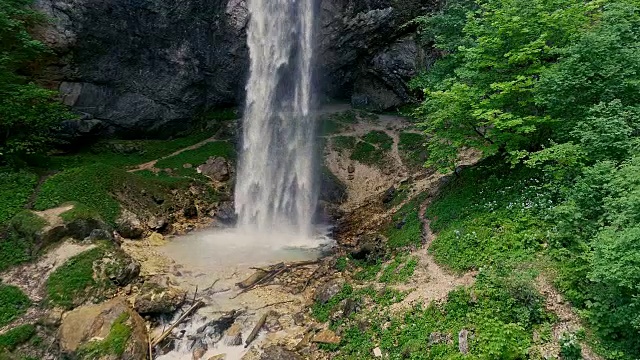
[234,0,317,236]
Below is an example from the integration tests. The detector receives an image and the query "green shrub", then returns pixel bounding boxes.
[0,211,47,271]
[0,285,30,327]
[35,164,178,224]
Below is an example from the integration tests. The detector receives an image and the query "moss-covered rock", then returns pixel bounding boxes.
[59,298,147,360]
[46,245,139,309]
[131,282,185,316]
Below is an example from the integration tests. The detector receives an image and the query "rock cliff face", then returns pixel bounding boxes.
[35,0,438,136]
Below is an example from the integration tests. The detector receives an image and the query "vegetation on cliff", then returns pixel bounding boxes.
[409,0,640,357]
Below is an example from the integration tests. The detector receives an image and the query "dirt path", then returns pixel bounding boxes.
[534,276,603,360]
[391,199,477,312]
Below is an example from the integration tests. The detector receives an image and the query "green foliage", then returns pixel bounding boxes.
[349,141,380,165]
[0,211,47,271]
[35,163,178,224]
[334,267,548,360]
[560,333,583,360]
[414,0,595,171]
[332,136,357,153]
[0,0,73,162]
[362,131,393,151]
[77,313,132,359]
[379,255,418,284]
[0,325,35,352]
[0,285,30,327]
[536,2,640,122]
[0,170,37,225]
[312,284,354,323]
[45,247,111,309]
[384,196,426,249]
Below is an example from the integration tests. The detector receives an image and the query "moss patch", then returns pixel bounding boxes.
[398,132,428,170]
[0,170,38,225]
[155,141,234,177]
[34,164,182,224]
[363,131,393,151]
[0,325,36,352]
[0,285,30,327]
[0,211,47,271]
[45,246,113,309]
[77,313,133,359]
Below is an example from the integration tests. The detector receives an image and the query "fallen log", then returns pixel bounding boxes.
[244,313,268,348]
[151,300,205,347]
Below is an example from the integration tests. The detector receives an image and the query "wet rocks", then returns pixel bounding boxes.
[59,298,148,359]
[131,282,186,315]
[116,209,145,239]
[95,250,141,286]
[314,279,344,305]
[215,202,237,225]
[66,217,110,240]
[222,324,243,346]
[198,157,231,182]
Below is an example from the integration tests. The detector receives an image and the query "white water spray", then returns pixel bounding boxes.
[235,0,317,236]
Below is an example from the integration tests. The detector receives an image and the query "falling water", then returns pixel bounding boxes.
[235,0,317,236]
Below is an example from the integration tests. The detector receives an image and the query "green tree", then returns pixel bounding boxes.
[414,0,594,171]
[0,0,71,163]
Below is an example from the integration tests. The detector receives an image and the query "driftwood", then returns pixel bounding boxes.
[244,313,268,348]
[151,300,205,347]
[232,260,320,299]
[251,300,294,311]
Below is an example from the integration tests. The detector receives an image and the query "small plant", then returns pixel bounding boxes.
[560,333,582,360]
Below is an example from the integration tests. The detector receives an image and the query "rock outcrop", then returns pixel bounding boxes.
[34,0,438,136]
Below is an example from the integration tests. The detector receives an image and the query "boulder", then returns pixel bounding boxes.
[116,210,145,239]
[131,282,186,315]
[89,228,114,242]
[215,202,237,225]
[95,250,141,286]
[312,329,341,345]
[314,279,344,305]
[198,157,231,182]
[58,298,148,359]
